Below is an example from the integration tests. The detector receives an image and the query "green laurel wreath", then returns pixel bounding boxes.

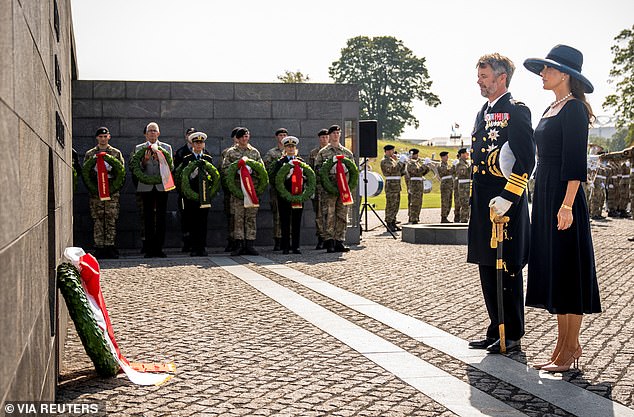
[56,263,120,377]
[130,147,173,185]
[81,154,126,196]
[319,157,359,196]
[72,166,78,192]
[179,159,221,202]
[224,159,269,199]
[275,161,316,203]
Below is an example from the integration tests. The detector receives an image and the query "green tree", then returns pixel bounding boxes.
[603,25,634,145]
[329,36,440,139]
[277,70,310,83]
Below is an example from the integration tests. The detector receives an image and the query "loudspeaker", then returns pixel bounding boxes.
[358,120,378,158]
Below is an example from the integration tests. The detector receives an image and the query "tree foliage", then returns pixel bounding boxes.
[277,70,310,83]
[329,36,440,139]
[603,25,634,144]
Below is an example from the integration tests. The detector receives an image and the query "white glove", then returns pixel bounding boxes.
[246,165,252,173]
[398,154,408,163]
[489,196,512,216]
[104,161,112,171]
[452,159,459,166]
[423,157,431,165]
[332,155,339,163]
[189,167,199,179]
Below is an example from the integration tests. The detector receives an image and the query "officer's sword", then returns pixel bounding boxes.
[490,208,509,353]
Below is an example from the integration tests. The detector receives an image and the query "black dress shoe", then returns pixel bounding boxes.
[155,251,167,258]
[486,338,521,354]
[629,236,634,242]
[292,249,302,254]
[468,337,496,349]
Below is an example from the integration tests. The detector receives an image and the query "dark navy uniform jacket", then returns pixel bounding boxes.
[467,92,535,270]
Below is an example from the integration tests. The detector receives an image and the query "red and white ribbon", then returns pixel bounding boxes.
[63,247,175,386]
[95,152,111,201]
[290,160,303,209]
[238,157,259,208]
[150,143,175,191]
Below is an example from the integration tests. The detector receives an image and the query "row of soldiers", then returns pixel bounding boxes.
[584,153,633,220]
[80,123,356,258]
[379,146,472,231]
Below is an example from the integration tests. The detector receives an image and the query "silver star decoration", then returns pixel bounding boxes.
[486,144,497,153]
[488,129,499,141]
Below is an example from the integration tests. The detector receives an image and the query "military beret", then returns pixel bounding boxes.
[409,148,419,154]
[458,148,468,155]
[317,129,329,137]
[95,127,109,136]
[235,128,249,139]
[230,127,242,138]
[275,128,288,136]
[282,136,299,146]
[439,151,449,157]
[383,145,395,151]
[327,125,341,134]
[190,132,207,142]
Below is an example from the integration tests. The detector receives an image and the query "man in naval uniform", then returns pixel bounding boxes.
[468,53,535,354]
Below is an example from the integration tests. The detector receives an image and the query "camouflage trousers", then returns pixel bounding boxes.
[89,194,120,247]
[454,183,470,222]
[606,183,619,212]
[224,191,234,240]
[588,185,605,217]
[408,181,424,222]
[230,195,258,240]
[385,192,401,224]
[618,182,630,211]
[312,185,325,238]
[269,188,281,239]
[322,193,349,241]
[440,181,453,220]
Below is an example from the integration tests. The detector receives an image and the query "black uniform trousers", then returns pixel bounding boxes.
[278,197,303,251]
[478,265,525,341]
[183,199,209,252]
[140,189,168,255]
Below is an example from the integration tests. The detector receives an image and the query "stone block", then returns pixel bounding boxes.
[94,81,125,98]
[72,99,102,118]
[272,101,306,119]
[214,101,270,119]
[0,101,19,249]
[72,118,121,138]
[13,5,36,125]
[0,0,13,106]
[182,118,240,139]
[171,82,234,100]
[235,83,296,101]
[297,83,358,101]
[161,100,214,118]
[300,120,340,137]
[120,118,182,138]
[342,101,360,119]
[19,122,48,231]
[126,82,170,99]
[307,101,343,119]
[401,223,468,245]
[102,100,160,118]
[72,80,93,99]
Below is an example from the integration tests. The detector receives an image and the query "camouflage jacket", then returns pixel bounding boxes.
[221,144,263,171]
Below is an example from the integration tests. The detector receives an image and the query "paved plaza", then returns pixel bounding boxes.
[57,209,634,416]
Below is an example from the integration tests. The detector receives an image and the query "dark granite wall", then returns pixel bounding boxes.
[72,81,360,250]
[1,0,75,405]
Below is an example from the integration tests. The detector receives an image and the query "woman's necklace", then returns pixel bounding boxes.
[550,92,572,109]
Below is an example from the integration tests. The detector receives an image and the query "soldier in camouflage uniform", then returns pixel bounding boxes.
[606,160,620,217]
[588,154,607,219]
[221,128,240,252]
[314,125,355,253]
[222,127,264,256]
[380,144,406,231]
[405,148,430,224]
[308,129,329,249]
[629,156,634,220]
[454,148,471,223]
[618,161,631,217]
[262,128,288,250]
[437,151,454,223]
[84,127,125,259]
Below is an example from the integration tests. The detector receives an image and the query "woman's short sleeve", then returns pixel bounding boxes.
[560,100,589,181]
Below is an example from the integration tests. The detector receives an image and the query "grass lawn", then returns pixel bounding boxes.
[357,139,460,210]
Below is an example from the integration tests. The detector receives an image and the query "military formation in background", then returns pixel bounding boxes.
[79,121,633,259]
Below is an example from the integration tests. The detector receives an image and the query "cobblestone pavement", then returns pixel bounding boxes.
[57,208,634,416]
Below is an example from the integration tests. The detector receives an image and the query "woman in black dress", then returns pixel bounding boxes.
[524,45,601,372]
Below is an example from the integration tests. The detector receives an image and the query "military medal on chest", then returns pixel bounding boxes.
[485,112,510,129]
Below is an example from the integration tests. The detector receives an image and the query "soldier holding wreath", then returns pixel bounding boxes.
[83,127,125,259]
[131,122,174,258]
[176,132,220,257]
[314,125,358,253]
[271,136,317,254]
[221,127,267,256]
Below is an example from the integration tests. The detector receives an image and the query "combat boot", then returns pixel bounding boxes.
[315,237,324,250]
[108,246,119,259]
[244,240,259,256]
[441,217,450,223]
[224,238,234,252]
[334,240,350,252]
[325,239,336,253]
[273,238,281,251]
[231,240,244,256]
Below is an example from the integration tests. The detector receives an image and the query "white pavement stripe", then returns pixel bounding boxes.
[212,257,525,417]
[245,255,634,417]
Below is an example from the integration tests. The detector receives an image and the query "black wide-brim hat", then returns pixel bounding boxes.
[523,44,594,93]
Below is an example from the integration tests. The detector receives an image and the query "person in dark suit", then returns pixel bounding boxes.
[467,53,536,354]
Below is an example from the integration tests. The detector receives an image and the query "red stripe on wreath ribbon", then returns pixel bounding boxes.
[238,158,259,207]
[96,152,111,201]
[291,160,303,209]
[335,155,353,206]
